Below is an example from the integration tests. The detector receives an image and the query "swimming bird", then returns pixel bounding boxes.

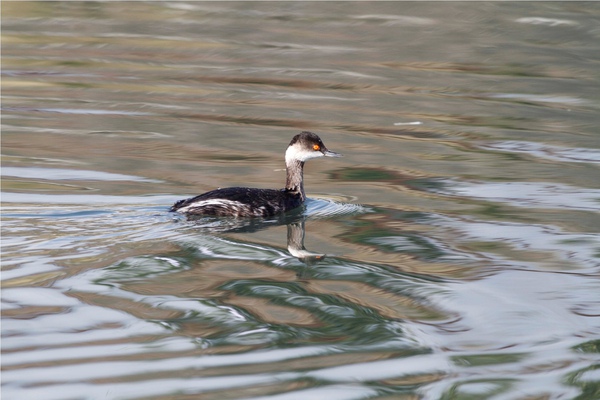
[170,131,341,217]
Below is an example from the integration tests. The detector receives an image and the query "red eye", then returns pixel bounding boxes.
[313,144,320,151]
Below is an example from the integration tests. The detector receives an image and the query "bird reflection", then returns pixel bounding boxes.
[179,209,326,264]
[286,220,325,265]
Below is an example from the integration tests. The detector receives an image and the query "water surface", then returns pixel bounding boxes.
[2,2,600,400]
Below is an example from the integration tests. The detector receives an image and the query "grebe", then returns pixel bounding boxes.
[170,131,341,217]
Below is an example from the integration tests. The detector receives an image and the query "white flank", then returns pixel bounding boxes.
[176,198,248,213]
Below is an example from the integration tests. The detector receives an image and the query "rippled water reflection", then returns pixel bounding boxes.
[2,2,600,400]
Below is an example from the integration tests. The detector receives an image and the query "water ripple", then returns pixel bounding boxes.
[305,197,371,219]
[2,166,160,182]
[482,141,600,164]
[3,106,153,116]
[440,180,600,212]
[515,17,578,27]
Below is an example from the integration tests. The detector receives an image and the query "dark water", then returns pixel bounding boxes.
[2,2,600,399]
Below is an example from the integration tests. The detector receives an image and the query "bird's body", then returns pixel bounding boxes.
[170,131,340,217]
[170,187,302,217]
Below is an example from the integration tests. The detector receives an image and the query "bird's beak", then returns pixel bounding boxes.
[323,149,342,157]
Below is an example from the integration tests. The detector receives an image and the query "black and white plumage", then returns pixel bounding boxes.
[170,131,341,217]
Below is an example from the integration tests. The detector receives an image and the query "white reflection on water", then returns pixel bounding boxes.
[443,180,600,212]
[441,216,599,270]
[515,17,578,27]
[0,261,62,281]
[7,107,154,116]
[1,287,79,309]
[352,14,435,26]
[2,166,161,182]
[1,373,301,400]
[1,336,195,366]
[0,193,179,204]
[1,312,164,350]
[487,93,585,105]
[433,271,597,346]
[247,384,379,400]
